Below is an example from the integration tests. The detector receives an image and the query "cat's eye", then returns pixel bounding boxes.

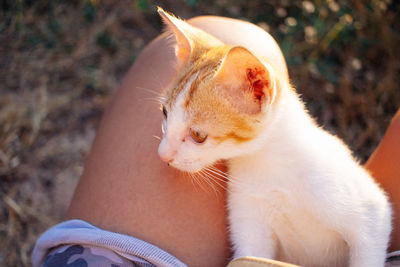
[162,105,168,118]
[189,128,208,143]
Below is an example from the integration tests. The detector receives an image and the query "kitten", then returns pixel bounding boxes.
[156,8,392,267]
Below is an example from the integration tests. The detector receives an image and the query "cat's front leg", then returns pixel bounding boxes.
[228,191,277,259]
[346,223,391,267]
[306,178,391,267]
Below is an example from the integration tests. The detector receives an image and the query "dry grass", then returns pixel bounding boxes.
[0,0,399,266]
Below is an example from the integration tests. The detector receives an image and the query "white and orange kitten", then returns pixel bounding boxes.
[156,8,392,267]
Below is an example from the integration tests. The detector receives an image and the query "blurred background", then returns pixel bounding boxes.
[0,0,399,265]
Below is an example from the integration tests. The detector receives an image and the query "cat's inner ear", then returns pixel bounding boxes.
[215,46,276,114]
[158,7,192,65]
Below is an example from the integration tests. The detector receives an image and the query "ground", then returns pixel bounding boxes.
[0,0,399,266]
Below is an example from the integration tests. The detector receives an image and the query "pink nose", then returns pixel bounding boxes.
[158,139,177,164]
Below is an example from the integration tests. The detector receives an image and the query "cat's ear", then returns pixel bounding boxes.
[158,7,192,64]
[158,7,222,66]
[215,46,276,113]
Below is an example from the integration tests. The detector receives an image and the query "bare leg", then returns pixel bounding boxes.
[366,109,400,252]
[66,33,231,267]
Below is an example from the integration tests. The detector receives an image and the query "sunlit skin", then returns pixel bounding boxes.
[66,15,399,267]
[366,109,400,252]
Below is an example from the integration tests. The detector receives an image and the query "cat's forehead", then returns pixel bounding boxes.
[164,46,229,108]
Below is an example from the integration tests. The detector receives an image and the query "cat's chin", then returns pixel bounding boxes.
[169,162,205,173]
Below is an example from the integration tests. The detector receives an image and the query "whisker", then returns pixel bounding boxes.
[202,169,226,194]
[205,166,228,179]
[202,168,228,185]
[189,172,200,192]
[208,165,244,183]
[139,97,165,104]
[198,173,211,193]
[149,66,165,89]
[152,135,161,140]
[136,86,166,105]
[201,168,229,191]
[198,170,220,196]
[207,173,229,189]
[136,86,162,96]
[204,167,230,182]
[187,172,200,193]
[208,165,229,175]
[205,166,245,188]
[192,172,207,193]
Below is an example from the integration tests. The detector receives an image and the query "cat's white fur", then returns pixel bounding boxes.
[226,75,392,267]
[160,70,391,267]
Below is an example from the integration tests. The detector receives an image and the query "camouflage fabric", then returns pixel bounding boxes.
[43,244,154,267]
[386,251,400,267]
[32,220,186,267]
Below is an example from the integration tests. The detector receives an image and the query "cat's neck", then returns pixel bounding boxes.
[264,81,314,143]
[230,81,316,166]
